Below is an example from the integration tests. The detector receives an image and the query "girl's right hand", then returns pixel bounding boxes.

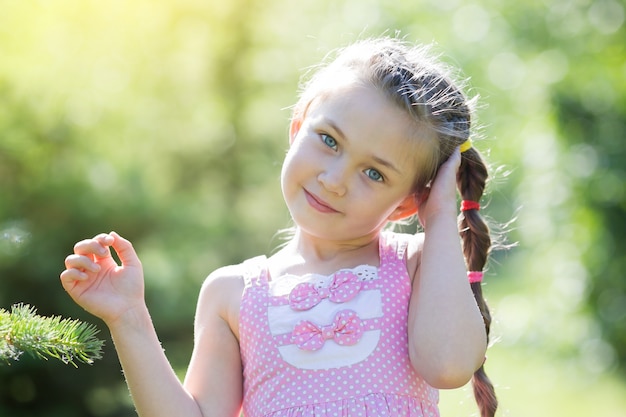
[60,231,145,326]
[417,149,461,229]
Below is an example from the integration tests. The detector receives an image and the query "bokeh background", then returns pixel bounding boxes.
[1,0,625,416]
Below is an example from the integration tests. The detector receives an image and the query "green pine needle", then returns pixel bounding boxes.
[0,303,105,367]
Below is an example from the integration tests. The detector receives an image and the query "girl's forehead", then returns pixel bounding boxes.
[304,81,437,179]
[307,79,436,142]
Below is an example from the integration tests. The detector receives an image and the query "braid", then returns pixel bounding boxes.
[458,147,497,417]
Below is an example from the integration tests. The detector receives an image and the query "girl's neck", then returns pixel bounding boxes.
[269,229,381,277]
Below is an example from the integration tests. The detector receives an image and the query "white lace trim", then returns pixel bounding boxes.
[268,264,378,297]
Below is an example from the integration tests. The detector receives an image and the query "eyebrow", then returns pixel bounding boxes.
[325,117,403,175]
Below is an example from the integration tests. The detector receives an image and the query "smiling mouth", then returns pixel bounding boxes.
[304,190,339,213]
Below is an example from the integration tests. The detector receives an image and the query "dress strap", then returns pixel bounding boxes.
[379,231,409,266]
[242,255,269,288]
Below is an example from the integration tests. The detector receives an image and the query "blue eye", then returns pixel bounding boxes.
[365,168,383,182]
[321,134,338,150]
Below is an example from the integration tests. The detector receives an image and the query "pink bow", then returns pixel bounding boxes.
[289,271,362,311]
[291,309,363,351]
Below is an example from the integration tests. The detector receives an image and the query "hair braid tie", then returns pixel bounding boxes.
[468,271,484,283]
[461,200,480,211]
[459,138,473,153]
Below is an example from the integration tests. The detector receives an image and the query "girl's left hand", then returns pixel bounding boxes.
[417,149,461,228]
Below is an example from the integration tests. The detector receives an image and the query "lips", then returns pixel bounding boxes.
[304,189,339,213]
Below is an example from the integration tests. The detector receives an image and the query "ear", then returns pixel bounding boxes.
[388,194,419,221]
[289,116,303,145]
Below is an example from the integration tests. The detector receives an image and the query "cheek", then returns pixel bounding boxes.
[280,147,302,193]
[280,153,293,193]
[282,138,315,174]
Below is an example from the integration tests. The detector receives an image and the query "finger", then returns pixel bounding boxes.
[109,231,141,268]
[60,268,89,283]
[73,235,113,259]
[64,254,102,273]
[431,151,461,190]
[440,148,461,172]
[93,232,115,246]
[92,233,115,260]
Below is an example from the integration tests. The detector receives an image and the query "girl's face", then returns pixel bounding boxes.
[281,79,434,244]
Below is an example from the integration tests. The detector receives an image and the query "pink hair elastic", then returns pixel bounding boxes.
[461,200,480,211]
[468,271,483,283]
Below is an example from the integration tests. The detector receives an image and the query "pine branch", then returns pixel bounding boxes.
[0,303,105,367]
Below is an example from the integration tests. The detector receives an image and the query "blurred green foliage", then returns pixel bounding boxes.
[0,0,624,416]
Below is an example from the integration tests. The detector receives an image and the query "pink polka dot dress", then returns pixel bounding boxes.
[239,232,439,417]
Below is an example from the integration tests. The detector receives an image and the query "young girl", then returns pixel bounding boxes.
[61,37,498,417]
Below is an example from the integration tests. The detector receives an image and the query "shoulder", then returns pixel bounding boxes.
[199,263,249,304]
[385,231,424,283]
[382,230,423,257]
[196,262,249,338]
[201,263,248,291]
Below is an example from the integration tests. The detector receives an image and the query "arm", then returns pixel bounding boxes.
[184,267,244,416]
[407,151,487,389]
[60,232,242,417]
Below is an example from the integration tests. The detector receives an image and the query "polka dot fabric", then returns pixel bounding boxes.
[239,232,439,417]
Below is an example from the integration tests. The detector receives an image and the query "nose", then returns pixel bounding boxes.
[318,162,348,196]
